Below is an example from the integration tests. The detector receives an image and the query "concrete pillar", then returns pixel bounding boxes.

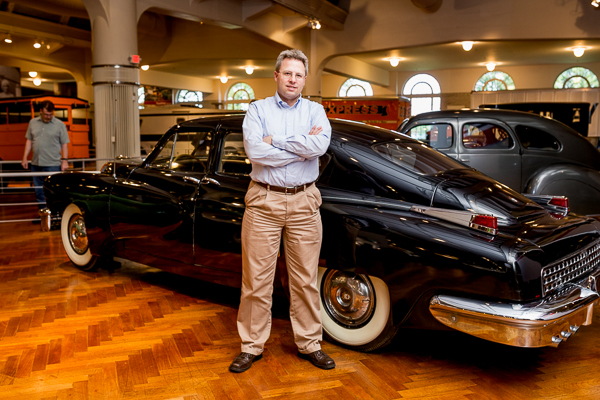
[82,0,140,166]
[304,30,323,104]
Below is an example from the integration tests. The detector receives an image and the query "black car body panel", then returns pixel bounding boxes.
[45,115,600,350]
[398,109,600,215]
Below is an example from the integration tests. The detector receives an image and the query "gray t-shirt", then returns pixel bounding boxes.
[25,116,70,166]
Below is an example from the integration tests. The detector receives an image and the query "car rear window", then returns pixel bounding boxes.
[373,141,466,175]
[462,123,513,149]
[407,123,454,149]
[515,125,560,150]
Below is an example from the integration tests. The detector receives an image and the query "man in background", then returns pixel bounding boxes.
[21,100,69,209]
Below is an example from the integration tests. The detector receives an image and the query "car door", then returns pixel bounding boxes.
[456,118,522,190]
[109,125,216,265]
[192,117,250,286]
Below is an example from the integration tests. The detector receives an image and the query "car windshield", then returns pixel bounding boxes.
[373,140,466,175]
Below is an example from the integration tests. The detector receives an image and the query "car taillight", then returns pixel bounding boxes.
[470,215,498,235]
[549,196,568,209]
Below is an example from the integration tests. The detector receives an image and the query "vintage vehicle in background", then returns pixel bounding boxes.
[399,109,600,215]
[44,115,600,351]
[322,96,411,130]
[0,95,90,162]
[139,106,244,156]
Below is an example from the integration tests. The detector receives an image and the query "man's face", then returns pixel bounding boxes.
[274,58,306,105]
[41,108,53,123]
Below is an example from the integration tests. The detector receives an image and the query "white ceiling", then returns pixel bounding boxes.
[1,0,600,89]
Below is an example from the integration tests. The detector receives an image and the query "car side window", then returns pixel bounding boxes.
[408,123,454,149]
[462,123,513,149]
[515,125,560,150]
[218,130,252,176]
[149,131,212,172]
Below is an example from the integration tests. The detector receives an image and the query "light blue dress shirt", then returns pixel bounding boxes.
[242,92,331,187]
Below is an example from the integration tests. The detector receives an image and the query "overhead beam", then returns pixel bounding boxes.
[325,56,390,87]
[140,69,214,93]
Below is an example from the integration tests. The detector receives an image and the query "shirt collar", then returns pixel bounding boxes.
[275,91,302,109]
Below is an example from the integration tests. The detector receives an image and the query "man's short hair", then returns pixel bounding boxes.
[40,100,55,112]
[275,49,309,75]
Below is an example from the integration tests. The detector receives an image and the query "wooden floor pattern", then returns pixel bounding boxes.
[1,221,600,399]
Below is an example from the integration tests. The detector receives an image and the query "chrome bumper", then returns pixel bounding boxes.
[429,273,599,348]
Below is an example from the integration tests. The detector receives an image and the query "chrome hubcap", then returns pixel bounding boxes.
[322,270,375,328]
[69,214,88,255]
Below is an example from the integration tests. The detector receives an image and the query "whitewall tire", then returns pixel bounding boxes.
[61,203,98,271]
[318,267,396,351]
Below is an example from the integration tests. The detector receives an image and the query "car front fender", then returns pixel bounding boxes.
[524,164,600,215]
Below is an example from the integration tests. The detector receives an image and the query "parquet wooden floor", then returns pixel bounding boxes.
[1,219,600,399]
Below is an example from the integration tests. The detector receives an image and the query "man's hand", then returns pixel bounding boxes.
[61,160,69,171]
[309,125,322,135]
[21,159,28,170]
[263,125,321,145]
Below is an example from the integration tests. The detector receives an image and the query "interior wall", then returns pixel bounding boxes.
[205,61,600,114]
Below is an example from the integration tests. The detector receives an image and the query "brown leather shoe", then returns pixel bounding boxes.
[229,352,263,373]
[298,350,336,370]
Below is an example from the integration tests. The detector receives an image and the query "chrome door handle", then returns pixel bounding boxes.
[201,176,220,186]
[459,159,470,162]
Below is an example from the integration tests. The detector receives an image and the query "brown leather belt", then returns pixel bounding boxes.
[255,181,314,195]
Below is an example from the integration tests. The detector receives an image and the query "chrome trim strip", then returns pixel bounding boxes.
[91,64,139,69]
[92,81,140,86]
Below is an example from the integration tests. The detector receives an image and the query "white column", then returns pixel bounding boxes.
[82,0,140,167]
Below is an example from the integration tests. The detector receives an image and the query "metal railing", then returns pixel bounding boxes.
[0,158,111,224]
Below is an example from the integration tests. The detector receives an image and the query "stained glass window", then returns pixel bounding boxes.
[554,67,599,89]
[474,71,515,92]
[227,83,255,110]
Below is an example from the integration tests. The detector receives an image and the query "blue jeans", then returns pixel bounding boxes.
[31,165,61,209]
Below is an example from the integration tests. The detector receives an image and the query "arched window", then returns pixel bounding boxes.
[554,67,599,89]
[402,74,441,116]
[176,90,203,105]
[227,83,255,110]
[474,71,516,92]
[338,78,373,97]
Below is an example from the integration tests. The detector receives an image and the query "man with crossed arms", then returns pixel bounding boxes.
[229,49,334,372]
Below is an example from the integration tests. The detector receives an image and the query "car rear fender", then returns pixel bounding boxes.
[524,164,600,215]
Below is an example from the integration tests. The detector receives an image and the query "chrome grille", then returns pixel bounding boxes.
[542,241,600,295]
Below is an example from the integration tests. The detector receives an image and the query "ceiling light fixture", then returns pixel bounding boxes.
[592,0,599,7]
[573,47,586,57]
[307,18,321,30]
[33,78,42,86]
[220,76,228,84]
[389,58,400,67]
[28,71,37,78]
[4,34,12,44]
[141,65,149,71]
[461,41,474,51]
[33,39,41,49]
[245,66,254,75]
[486,62,496,71]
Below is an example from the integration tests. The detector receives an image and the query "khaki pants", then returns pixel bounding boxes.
[237,181,323,355]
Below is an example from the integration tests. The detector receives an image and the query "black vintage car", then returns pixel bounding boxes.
[44,115,600,351]
[398,109,600,215]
